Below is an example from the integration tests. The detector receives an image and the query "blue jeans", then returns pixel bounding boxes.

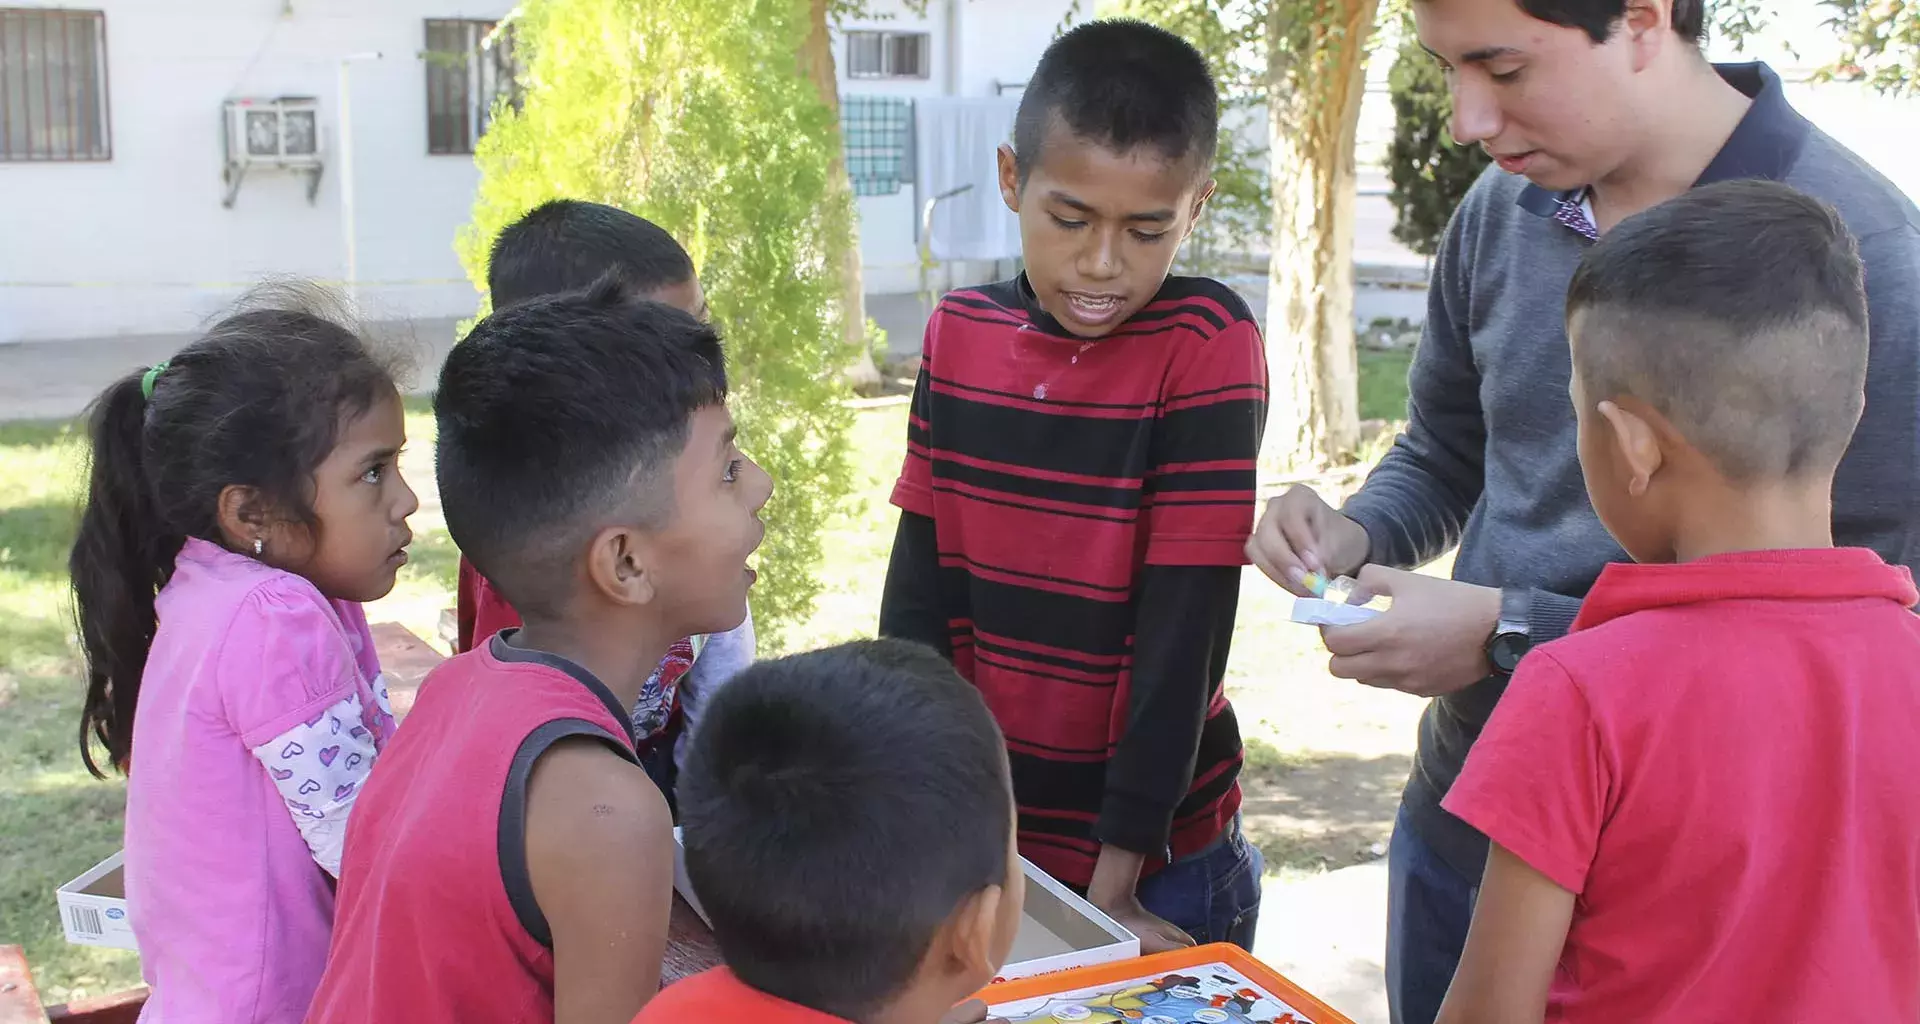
[1135,816,1264,951]
[1385,807,1478,1024]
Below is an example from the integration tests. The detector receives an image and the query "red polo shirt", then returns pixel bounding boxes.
[634,968,847,1023]
[1446,547,1920,1022]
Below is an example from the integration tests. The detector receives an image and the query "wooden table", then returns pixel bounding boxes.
[374,623,725,987]
[663,898,723,984]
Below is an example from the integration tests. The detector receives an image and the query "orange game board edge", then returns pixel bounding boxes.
[973,942,1358,1024]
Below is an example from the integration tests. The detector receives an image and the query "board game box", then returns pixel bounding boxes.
[980,943,1355,1024]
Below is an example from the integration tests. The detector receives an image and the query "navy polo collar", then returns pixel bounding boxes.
[1518,61,1812,221]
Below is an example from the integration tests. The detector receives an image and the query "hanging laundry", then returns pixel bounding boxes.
[841,95,915,197]
[913,96,1022,263]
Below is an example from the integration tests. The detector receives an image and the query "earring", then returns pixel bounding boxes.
[253,538,264,556]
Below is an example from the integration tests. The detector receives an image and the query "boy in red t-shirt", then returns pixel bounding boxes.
[1436,180,1920,1024]
[308,280,773,1023]
[635,640,1023,1024]
[457,199,755,808]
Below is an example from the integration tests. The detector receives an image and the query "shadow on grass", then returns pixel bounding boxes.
[1240,746,1411,876]
[0,500,81,583]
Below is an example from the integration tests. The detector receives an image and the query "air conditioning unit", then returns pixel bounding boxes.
[221,96,324,207]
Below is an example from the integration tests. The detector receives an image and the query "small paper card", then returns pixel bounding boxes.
[1290,597,1382,627]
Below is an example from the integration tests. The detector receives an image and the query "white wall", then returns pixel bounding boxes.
[0,0,511,343]
[0,0,1087,341]
[837,0,1077,295]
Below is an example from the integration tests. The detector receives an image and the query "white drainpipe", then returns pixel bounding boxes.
[945,0,962,97]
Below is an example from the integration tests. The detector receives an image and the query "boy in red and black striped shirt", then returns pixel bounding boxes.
[880,19,1268,954]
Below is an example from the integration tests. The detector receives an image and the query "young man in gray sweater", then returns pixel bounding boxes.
[1244,1,1920,1021]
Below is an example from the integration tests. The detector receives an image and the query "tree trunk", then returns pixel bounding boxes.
[1262,0,1377,474]
[802,0,886,395]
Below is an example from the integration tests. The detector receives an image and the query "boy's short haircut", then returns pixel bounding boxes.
[678,639,1014,1021]
[487,199,695,310]
[1566,179,1868,483]
[1011,19,1218,185]
[435,276,726,619]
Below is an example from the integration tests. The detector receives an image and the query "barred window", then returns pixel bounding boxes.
[424,18,517,156]
[0,8,110,162]
[846,30,929,80]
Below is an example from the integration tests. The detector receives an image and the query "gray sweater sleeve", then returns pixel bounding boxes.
[1339,190,1588,644]
[1341,201,1489,570]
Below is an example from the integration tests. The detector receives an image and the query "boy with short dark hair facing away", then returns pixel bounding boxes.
[635,638,1025,1024]
[458,199,755,809]
[1436,179,1920,1024]
[879,19,1268,952]
[307,281,773,1024]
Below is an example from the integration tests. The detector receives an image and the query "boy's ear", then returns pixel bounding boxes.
[1597,398,1664,498]
[996,144,1021,213]
[1182,178,1217,241]
[932,883,1008,987]
[585,525,658,608]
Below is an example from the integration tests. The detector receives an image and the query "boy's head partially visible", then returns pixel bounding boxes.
[1565,179,1868,563]
[435,279,770,644]
[679,639,1024,1023]
[998,19,1218,339]
[488,199,709,320]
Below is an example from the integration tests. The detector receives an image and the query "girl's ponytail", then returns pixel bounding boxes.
[68,284,400,778]
[70,369,182,778]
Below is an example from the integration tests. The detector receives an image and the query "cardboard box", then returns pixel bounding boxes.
[57,851,138,952]
[671,828,1138,983]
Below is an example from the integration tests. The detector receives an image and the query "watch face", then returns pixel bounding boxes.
[1490,633,1527,673]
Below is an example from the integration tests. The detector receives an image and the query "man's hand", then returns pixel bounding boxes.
[940,999,1008,1024]
[1319,566,1500,697]
[1246,485,1372,595]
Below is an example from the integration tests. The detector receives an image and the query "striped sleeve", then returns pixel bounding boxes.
[1143,319,1268,566]
[890,313,942,518]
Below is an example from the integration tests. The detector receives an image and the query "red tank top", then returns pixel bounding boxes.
[307,635,639,1024]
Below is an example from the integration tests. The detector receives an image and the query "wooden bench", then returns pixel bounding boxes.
[0,945,144,1024]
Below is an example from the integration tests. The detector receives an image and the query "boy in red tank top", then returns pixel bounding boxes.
[634,640,1025,1024]
[1436,181,1920,1023]
[307,278,773,1024]
[454,199,756,810]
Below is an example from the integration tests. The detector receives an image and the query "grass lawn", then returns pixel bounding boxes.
[0,356,1418,1003]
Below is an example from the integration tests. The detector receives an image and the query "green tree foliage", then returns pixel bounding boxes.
[1383,21,1489,257]
[1723,0,1920,95]
[1103,0,1271,274]
[456,0,858,650]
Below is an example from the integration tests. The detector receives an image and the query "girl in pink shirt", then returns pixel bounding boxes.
[69,290,418,1024]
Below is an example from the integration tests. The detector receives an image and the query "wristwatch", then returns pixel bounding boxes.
[1485,588,1532,677]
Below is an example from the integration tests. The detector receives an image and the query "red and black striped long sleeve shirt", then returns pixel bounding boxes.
[881,274,1268,888]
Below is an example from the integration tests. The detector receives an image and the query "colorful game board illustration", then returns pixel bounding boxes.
[989,961,1320,1024]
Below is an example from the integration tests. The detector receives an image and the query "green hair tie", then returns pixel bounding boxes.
[139,361,169,399]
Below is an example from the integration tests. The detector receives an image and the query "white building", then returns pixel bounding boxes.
[0,0,1076,344]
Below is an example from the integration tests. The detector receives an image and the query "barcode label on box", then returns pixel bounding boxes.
[68,904,104,938]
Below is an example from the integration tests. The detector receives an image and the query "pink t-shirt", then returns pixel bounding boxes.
[124,538,393,1024]
[1446,548,1920,1022]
